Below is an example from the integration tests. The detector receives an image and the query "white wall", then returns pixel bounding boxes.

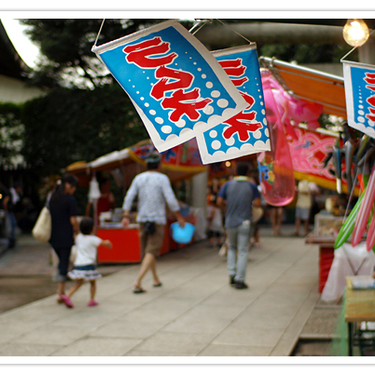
[0,74,45,104]
[191,171,208,209]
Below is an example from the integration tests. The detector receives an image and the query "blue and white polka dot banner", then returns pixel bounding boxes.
[92,20,248,152]
[196,45,270,164]
[343,60,375,138]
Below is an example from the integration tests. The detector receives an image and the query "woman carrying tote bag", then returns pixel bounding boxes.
[49,174,79,305]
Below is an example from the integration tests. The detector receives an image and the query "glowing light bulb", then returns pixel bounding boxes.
[343,19,370,47]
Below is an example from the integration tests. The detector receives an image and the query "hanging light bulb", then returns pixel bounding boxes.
[343,19,370,47]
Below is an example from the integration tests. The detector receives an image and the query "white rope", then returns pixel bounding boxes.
[340,46,358,63]
[189,19,212,35]
[340,29,375,62]
[93,19,106,48]
[216,19,255,45]
[190,18,255,45]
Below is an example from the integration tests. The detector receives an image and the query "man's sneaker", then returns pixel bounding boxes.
[235,281,248,289]
[229,275,236,285]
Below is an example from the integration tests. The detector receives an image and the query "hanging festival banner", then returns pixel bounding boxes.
[92,20,248,152]
[161,138,204,171]
[343,60,375,138]
[129,139,205,172]
[195,45,270,164]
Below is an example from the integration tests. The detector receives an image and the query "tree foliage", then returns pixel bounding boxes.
[0,102,24,169]
[259,43,356,64]
[15,19,172,180]
[19,19,191,89]
[22,84,147,175]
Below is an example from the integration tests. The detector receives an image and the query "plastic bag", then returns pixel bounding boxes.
[321,243,375,302]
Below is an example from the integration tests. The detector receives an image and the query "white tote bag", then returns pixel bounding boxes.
[32,206,51,243]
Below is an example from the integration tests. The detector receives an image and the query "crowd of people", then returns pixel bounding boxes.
[1,155,333,308]
[0,181,37,250]
[206,174,323,249]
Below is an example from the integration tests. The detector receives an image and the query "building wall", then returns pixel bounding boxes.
[304,63,343,77]
[0,74,45,104]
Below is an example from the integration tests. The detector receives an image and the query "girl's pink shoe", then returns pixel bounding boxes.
[61,295,74,308]
[88,300,98,307]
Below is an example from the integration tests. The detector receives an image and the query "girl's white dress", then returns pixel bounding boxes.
[206,205,224,234]
[68,233,102,281]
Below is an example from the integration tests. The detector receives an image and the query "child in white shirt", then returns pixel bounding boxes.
[206,194,224,247]
[61,218,111,308]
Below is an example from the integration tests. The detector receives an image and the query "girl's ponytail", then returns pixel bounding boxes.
[51,174,78,202]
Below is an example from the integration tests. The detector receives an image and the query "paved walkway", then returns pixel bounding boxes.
[0,226,321,360]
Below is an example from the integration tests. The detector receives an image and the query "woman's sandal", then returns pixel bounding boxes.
[153,282,162,287]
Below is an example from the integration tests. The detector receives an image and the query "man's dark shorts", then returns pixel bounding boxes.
[139,223,165,257]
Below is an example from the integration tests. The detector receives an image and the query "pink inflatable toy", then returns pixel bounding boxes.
[258,70,295,207]
[267,74,323,137]
[286,96,323,130]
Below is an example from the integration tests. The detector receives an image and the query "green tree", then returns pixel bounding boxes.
[16,19,167,177]
[0,103,24,169]
[22,84,147,176]
[259,43,356,64]
[17,19,195,174]
[20,19,192,89]
[10,19,192,209]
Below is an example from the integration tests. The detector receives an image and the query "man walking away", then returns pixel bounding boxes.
[121,152,185,293]
[217,163,261,290]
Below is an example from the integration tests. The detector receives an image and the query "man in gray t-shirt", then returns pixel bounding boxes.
[217,163,261,289]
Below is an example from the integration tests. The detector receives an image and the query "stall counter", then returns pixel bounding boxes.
[96,223,172,264]
[305,234,336,293]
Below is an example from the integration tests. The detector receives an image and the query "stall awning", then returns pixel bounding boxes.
[66,139,206,187]
[260,57,347,119]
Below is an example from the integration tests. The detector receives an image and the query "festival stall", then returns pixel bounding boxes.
[258,57,361,292]
[67,138,206,263]
[259,56,375,294]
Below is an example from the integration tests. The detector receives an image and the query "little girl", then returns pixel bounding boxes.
[60,217,112,308]
[206,194,224,247]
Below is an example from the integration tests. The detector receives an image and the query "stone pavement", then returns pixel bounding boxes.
[0,226,322,359]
